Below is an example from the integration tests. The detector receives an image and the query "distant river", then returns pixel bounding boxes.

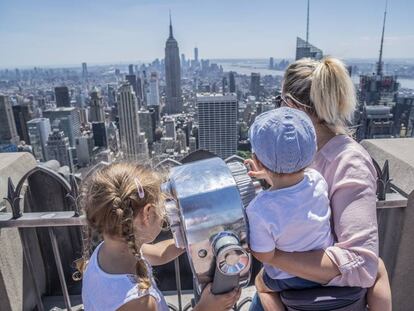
[218,62,414,90]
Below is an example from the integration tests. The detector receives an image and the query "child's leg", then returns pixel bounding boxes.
[367,258,392,311]
[255,268,286,311]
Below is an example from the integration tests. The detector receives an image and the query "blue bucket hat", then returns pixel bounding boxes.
[249,107,317,174]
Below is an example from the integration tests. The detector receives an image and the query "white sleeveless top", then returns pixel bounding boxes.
[82,242,169,311]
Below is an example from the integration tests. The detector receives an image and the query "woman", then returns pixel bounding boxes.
[246,57,392,311]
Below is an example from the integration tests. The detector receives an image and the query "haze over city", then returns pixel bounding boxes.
[1,0,414,68]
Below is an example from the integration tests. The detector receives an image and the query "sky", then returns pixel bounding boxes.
[0,0,413,68]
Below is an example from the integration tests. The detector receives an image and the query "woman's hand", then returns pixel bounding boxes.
[244,158,273,186]
[194,283,241,311]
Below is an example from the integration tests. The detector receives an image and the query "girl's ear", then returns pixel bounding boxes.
[141,204,152,226]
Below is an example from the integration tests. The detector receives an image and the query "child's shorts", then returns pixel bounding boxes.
[263,271,321,292]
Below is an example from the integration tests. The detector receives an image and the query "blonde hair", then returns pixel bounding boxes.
[80,162,165,290]
[282,56,356,134]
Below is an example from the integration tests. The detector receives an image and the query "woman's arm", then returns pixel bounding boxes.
[141,239,185,266]
[252,249,340,284]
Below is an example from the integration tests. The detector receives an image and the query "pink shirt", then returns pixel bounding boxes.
[311,135,379,288]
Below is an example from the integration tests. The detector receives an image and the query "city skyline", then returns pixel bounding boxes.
[1,0,414,68]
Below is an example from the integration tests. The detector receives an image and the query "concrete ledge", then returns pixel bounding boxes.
[361,138,414,195]
[0,152,43,311]
[361,138,414,311]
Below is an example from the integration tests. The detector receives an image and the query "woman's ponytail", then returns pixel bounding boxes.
[310,57,356,134]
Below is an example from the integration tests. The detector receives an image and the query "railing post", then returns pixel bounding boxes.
[48,227,72,311]
[19,229,45,311]
[174,257,182,311]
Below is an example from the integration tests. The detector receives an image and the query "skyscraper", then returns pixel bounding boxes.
[194,47,199,62]
[54,86,71,107]
[269,57,274,69]
[0,95,20,145]
[165,13,183,114]
[27,118,51,161]
[117,83,147,160]
[92,122,108,148]
[147,72,160,107]
[43,107,81,146]
[295,37,323,60]
[138,110,154,144]
[197,94,238,159]
[229,71,236,93]
[128,64,134,75]
[12,104,31,144]
[125,75,137,95]
[89,90,105,122]
[250,73,261,98]
[46,129,74,171]
[82,62,88,80]
[164,117,176,140]
[295,0,323,61]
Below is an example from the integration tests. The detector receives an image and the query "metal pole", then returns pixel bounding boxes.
[19,229,45,311]
[174,257,182,311]
[48,228,72,310]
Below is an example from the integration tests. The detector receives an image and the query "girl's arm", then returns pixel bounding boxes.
[141,239,185,266]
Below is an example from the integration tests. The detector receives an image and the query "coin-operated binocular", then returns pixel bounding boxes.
[162,157,262,296]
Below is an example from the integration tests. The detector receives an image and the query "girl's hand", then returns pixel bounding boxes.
[195,283,242,311]
[244,158,273,186]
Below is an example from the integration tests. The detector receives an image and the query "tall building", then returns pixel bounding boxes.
[164,117,176,140]
[117,83,147,160]
[128,64,134,75]
[358,2,398,106]
[269,57,274,69]
[295,37,323,60]
[197,94,238,159]
[125,74,137,95]
[147,72,160,107]
[89,90,105,122]
[54,86,71,107]
[0,95,20,145]
[295,0,323,61]
[82,62,88,79]
[138,110,154,144]
[27,118,51,161]
[222,77,228,94]
[229,71,236,93]
[46,129,74,171]
[164,14,183,114]
[12,104,31,144]
[356,105,394,140]
[92,122,108,148]
[250,73,261,98]
[43,107,81,146]
[194,47,199,62]
[75,133,94,167]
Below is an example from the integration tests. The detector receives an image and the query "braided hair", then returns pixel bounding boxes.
[79,162,165,290]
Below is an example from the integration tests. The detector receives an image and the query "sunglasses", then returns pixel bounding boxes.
[276,94,313,111]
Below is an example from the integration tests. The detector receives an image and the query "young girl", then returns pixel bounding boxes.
[81,162,241,311]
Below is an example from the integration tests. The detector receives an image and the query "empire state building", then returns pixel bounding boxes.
[164,14,183,114]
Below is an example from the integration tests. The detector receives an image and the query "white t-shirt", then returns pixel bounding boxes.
[82,242,169,311]
[247,168,334,280]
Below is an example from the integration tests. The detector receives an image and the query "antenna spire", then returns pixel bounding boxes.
[306,0,310,45]
[377,0,388,76]
[169,10,173,38]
